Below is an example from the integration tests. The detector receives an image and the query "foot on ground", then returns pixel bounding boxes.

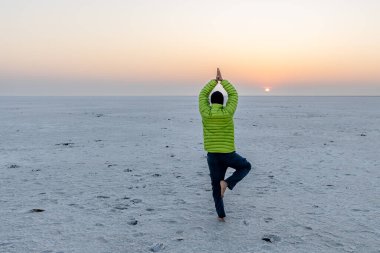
[218,217,226,222]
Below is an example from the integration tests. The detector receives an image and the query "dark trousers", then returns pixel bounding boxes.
[207,151,252,218]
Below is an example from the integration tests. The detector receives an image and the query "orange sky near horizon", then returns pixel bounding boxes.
[1,0,379,95]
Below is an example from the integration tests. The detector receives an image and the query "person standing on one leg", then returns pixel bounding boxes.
[199,68,252,222]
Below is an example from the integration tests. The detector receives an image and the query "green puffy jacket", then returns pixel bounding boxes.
[199,79,238,153]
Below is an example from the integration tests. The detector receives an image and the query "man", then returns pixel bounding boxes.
[199,68,252,222]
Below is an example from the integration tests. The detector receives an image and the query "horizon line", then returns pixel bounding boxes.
[1,95,380,97]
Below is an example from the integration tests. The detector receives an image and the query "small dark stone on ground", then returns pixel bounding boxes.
[56,142,74,146]
[152,173,161,177]
[264,217,273,223]
[9,164,20,169]
[114,204,129,210]
[131,199,142,204]
[262,234,281,243]
[128,219,138,225]
[124,169,133,172]
[360,133,366,136]
[30,208,45,213]
[150,243,164,252]
[97,195,110,199]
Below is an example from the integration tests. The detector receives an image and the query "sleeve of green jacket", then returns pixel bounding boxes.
[221,80,238,115]
[199,79,218,117]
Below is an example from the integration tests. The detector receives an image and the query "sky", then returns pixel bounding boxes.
[1,0,380,96]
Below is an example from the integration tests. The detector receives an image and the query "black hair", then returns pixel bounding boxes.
[210,91,224,105]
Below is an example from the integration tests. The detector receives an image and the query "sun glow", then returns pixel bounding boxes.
[265,88,271,92]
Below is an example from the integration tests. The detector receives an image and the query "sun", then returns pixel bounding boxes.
[265,88,271,92]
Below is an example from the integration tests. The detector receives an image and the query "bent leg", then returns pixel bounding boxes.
[224,152,251,190]
[207,153,228,218]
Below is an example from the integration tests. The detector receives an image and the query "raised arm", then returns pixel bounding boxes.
[199,79,218,117]
[221,80,238,115]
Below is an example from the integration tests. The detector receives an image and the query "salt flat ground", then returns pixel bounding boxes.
[1,96,379,253]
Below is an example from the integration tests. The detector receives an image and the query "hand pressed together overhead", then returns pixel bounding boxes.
[216,68,223,82]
